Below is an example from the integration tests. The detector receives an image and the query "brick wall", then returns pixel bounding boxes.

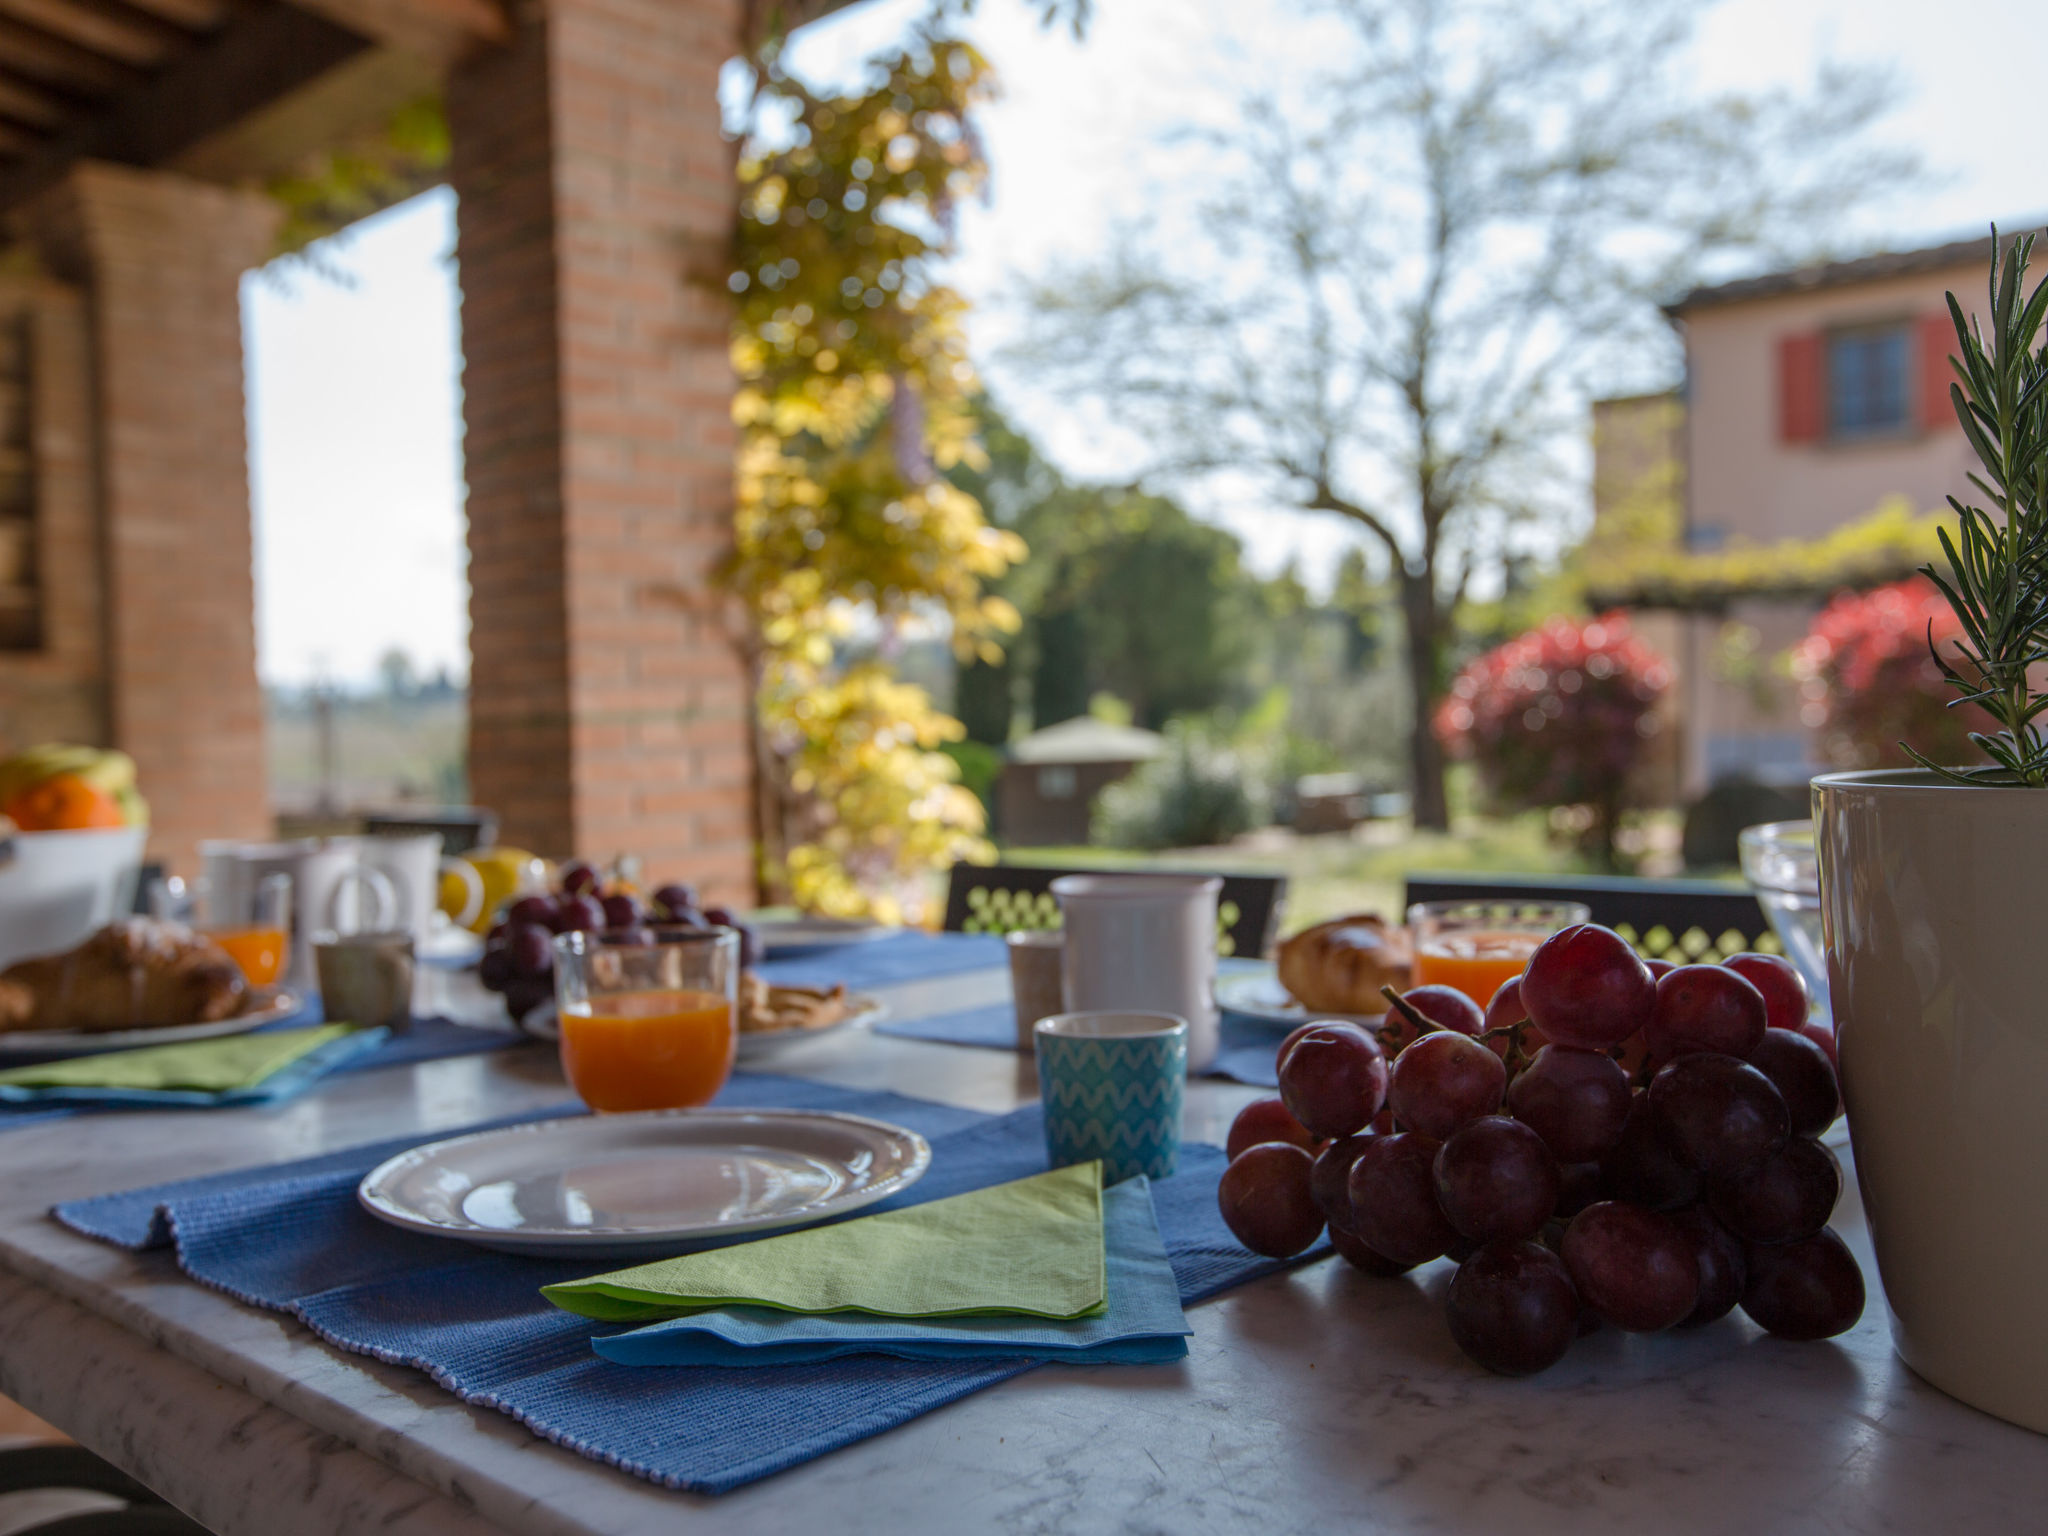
[15,164,278,871]
[449,0,756,901]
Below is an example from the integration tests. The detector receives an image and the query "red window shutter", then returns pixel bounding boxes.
[1777,332,1825,443]
[1920,312,1958,431]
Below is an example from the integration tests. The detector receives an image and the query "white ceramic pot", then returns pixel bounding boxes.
[1051,874,1221,1073]
[1814,768,2048,1433]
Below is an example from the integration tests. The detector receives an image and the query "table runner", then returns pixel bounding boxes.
[756,930,1007,989]
[878,1002,1288,1087]
[56,1071,1321,1494]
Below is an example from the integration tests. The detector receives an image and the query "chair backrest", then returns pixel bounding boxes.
[943,862,1287,958]
[1402,871,1778,964]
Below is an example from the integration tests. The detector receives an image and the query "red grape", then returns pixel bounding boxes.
[478,949,514,991]
[1506,1044,1631,1162]
[1643,957,1677,979]
[1310,1134,1375,1225]
[1446,1239,1580,1376]
[1561,1201,1700,1332]
[484,921,510,951]
[1722,951,1809,1034]
[1709,1137,1840,1246]
[1600,1091,1701,1210]
[1520,924,1656,1049]
[1388,1031,1505,1139]
[1556,1161,1605,1219]
[1671,1202,1747,1327]
[1648,1054,1790,1177]
[502,976,552,1021]
[1797,1017,1839,1066]
[1277,1022,1388,1139]
[1433,1117,1559,1243]
[505,922,553,978]
[1646,965,1768,1060]
[555,894,606,934]
[606,926,656,947]
[1217,1142,1325,1258]
[1327,1222,1413,1277]
[508,895,556,929]
[600,892,643,929]
[1227,1098,1318,1161]
[1380,984,1485,1055]
[1347,1132,1459,1266]
[1745,1028,1840,1138]
[1481,975,1549,1059]
[703,905,740,929]
[1740,1227,1865,1340]
[558,860,600,896]
[651,883,698,918]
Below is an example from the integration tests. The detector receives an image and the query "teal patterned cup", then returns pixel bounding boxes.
[1034,1011,1187,1183]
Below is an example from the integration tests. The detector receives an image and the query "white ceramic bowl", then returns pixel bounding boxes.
[0,825,148,968]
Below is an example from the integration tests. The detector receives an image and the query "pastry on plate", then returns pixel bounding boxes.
[1276,913,1412,1014]
[0,918,246,1033]
[738,971,854,1034]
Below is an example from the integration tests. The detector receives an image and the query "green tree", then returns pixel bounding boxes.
[1018,0,1913,830]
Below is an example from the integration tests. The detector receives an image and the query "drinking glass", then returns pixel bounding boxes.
[1406,898,1591,1008]
[150,871,293,987]
[554,928,740,1112]
[1738,819,1827,1019]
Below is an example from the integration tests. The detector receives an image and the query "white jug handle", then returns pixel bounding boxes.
[439,857,485,929]
[324,866,401,935]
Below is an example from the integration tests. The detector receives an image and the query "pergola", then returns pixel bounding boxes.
[0,0,840,898]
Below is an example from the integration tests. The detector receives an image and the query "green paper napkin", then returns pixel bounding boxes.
[543,1161,1108,1323]
[0,1025,360,1093]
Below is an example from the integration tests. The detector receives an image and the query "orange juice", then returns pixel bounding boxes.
[559,988,735,1112]
[211,927,287,987]
[1412,931,1542,1011]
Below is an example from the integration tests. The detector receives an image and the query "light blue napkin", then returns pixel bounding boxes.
[592,1176,1192,1368]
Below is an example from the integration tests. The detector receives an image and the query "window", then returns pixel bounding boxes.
[1827,325,1912,438]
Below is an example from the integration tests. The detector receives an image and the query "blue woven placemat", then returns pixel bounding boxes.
[756,930,1006,989]
[878,1003,1288,1088]
[55,1071,1318,1494]
[0,1015,534,1132]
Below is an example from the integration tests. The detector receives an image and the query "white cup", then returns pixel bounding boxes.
[1050,874,1221,1073]
[200,839,397,986]
[358,832,485,940]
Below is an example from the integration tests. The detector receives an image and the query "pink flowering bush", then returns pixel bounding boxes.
[1435,613,1672,866]
[1788,578,1991,771]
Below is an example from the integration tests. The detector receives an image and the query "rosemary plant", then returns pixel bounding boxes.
[1915,227,2048,784]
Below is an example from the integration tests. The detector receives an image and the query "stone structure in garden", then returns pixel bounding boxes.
[0,0,837,895]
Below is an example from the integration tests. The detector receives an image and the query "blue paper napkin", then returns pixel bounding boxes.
[592,1175,1191,1368]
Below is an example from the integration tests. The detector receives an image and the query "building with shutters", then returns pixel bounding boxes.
[1593,231,1992,800]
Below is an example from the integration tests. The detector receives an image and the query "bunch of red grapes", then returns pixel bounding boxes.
[477,860,760,1021]
[1217,924,1861,1376]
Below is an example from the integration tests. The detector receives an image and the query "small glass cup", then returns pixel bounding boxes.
[1406,898,1592,1008]
[149,872,293,987]
[554,927,740,1112]
[1738,820,1826,1018]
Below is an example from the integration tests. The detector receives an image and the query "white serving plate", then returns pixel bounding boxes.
[753,917,895,956]
[0,988,305,1059]
[357,1108,932,1257]
[1216,966,1384,1030]
[519,993,886,1059]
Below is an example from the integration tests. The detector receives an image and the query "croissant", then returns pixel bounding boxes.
[1277,914,1413,1014]
[0,919,246,1033]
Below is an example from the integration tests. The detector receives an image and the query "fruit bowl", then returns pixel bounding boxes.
[0,825,148,969]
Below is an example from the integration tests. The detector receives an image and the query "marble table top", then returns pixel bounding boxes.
[0,962,2041,1535]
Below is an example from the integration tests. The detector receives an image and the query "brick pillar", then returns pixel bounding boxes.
[448,0,755,901]
[16,164,278,872]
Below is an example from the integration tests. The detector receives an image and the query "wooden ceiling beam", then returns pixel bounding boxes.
[0,0,194,68]
[0,13,140,96]
[115,0,230,29]
[0,68,68,126]
[0,1,367,210]
[282,0,504,64]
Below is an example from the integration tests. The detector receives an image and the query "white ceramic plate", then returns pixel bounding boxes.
[357,1108,932,1257]
[519,994,886,1058]
[1217,966,1384,1030]
[0,988,306,1059]
[753,917,895,956]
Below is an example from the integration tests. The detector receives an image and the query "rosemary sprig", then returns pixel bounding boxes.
[1911,226,2048,785]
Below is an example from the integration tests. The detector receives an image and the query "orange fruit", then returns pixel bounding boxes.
[4,773,125,831]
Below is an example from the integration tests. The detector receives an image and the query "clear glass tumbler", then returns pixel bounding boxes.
[1406,898,1592,1008]
[553,927,740,1112]
[1738,819,1826,1019]
[150,871,293,987]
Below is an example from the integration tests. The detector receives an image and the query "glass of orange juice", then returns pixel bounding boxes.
[553,927,740,1113]
[1407,899,1591,1011]
[149,872,292,988]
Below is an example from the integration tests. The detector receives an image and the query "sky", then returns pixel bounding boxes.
[242,0,2048,688]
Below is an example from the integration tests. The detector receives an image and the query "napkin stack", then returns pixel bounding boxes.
[0,1024,388,1108]
[544,1162,1192,1369]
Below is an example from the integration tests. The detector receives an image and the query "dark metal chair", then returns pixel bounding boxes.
[942,862,1288,958]
[0,1445,211,1534]
[1402,871,1778,964]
